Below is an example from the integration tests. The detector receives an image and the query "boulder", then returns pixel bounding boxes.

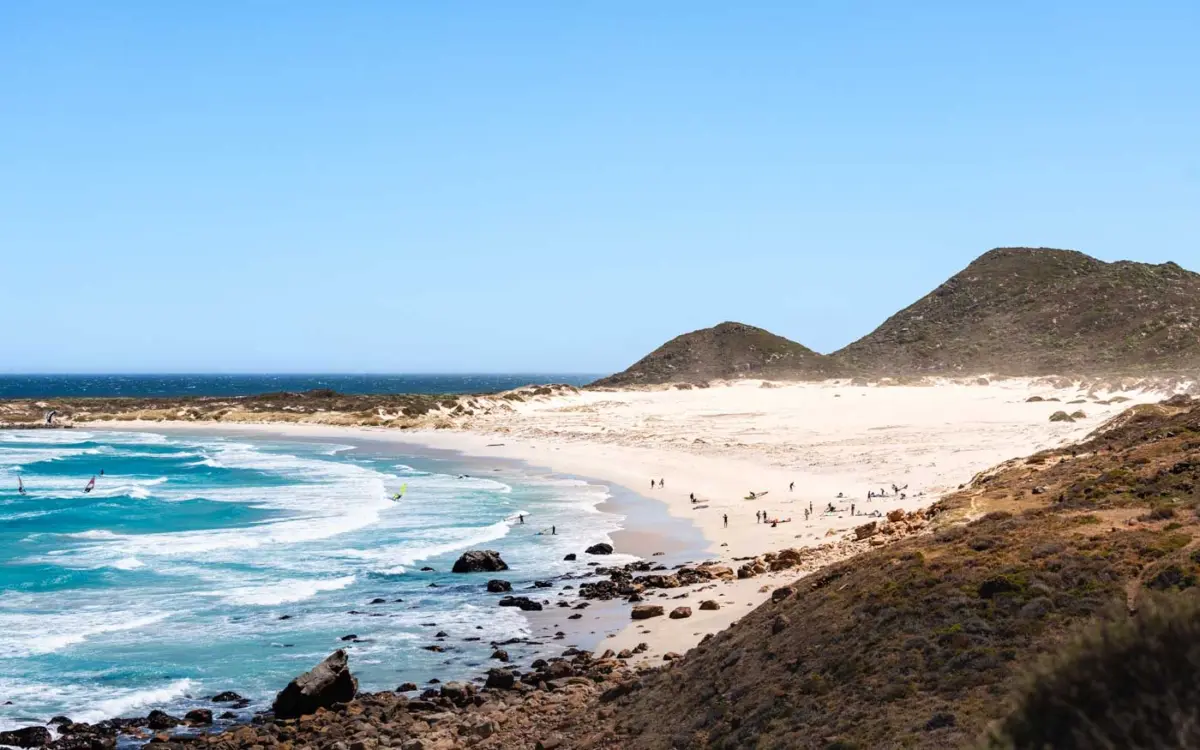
[854,521,878,540]
[209,692,244,703]
[271,649,358,719]
[491,649,509,662]
[184,709,213,726]
[772,614,791,634]
[146,710,180,730]
[486,579,512,593]
[1049,410,1074,422]
[563,553,577,561]
[484,668,516,690]
[631,605,664,620]
[699,600,720,611]
[0,727,52,748]
[887,509,906,523]
[669,606,692,619]
[498,595,544,611]
[452,550,508,573]
[585,543,614,555]
[397,682,418,692]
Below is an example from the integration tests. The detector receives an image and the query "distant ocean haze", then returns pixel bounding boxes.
[0,374,600,400]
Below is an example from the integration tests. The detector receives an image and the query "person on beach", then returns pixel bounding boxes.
[771,520,778,528]
[851,503,856,516]
[690,492,695,503]
[650,479,655,490]
[789,482,794,492]
[723,514,728,528]
[755,510,761,523]
[660,478,665,489]
[518,514,524,524]
[809,501,813,513]
[551,525,556,535]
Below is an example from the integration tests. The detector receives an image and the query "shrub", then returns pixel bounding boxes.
[987,596,1200,749]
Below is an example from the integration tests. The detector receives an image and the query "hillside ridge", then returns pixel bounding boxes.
[591,321,839,387]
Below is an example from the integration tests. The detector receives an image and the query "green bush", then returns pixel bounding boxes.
[986,596,1200,749]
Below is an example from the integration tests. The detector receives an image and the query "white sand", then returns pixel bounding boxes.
[94,377,1180,664]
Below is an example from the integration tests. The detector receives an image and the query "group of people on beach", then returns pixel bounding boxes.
[654,475,918,534]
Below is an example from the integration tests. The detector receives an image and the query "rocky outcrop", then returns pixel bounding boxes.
[452,550,509,573]
[486,579,512,593]
[498,595,543,611]
[585,543,614,555]
[271,649,358,720]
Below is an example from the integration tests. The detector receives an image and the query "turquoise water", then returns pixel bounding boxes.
[0,429,627,730]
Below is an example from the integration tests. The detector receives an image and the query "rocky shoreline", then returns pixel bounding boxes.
[0,510,939,750]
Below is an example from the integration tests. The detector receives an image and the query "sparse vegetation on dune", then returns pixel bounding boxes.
[0,385,581,429]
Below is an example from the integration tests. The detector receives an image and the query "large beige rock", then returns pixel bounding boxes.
[631,605,664,620]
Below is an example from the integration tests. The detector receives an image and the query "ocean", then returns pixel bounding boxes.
[0,374,600,400]
[0,428,630,731]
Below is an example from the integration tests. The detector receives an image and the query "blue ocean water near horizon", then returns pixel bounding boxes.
[0,428,630,731]
[0,374,601,400]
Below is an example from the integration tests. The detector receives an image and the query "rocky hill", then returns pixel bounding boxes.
[590,322,839,387]
[833,247,1200,376]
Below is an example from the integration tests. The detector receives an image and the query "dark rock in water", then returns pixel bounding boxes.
[232,699,251,709]
[452,550,509,573]
[484,668,516,690]
[422,645,445,652]
[210,691,244,703]
[218,711,238,720]
[568,613,582,619]
[0,726,52,747]
[586,543,614,555]
[397,682,418,692]
[369,598,387,604]
[146,710,181,730]
[564,553,577,561]
[487,579,512,593]
[420,566,435,572]
[533,580,553,588]
[184,708,213,726]
[340,634,358,641]
[271,649,358,720]
[498,595,543,611]
[428,678,441,684]
[491,649,509,662]
[48,717,72,727]
[435,631,449,638]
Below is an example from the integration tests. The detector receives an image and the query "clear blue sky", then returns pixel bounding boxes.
[3,2,1197,374]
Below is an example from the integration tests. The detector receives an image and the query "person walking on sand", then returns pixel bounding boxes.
[851,503,856,516]
[789,482,794,492]
[690,492,695,503]
[650,479,655,490]
[659,478,665,489]
[723,514,728,528]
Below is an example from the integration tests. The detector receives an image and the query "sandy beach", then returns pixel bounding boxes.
[92,376,1184,666]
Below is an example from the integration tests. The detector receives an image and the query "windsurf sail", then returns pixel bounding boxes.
[392,483,408,500]
[83,476,95,493]
[17,475,24,494]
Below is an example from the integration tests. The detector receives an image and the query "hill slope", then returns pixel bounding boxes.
[591,322,838,387]
[608,396,1200,748]
[833,247,1200,376]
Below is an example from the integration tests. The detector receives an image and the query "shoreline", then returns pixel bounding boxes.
[82,376,1180,664]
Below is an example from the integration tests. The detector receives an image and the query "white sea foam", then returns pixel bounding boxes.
[0,611,170,658]
[206,575,357,606]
